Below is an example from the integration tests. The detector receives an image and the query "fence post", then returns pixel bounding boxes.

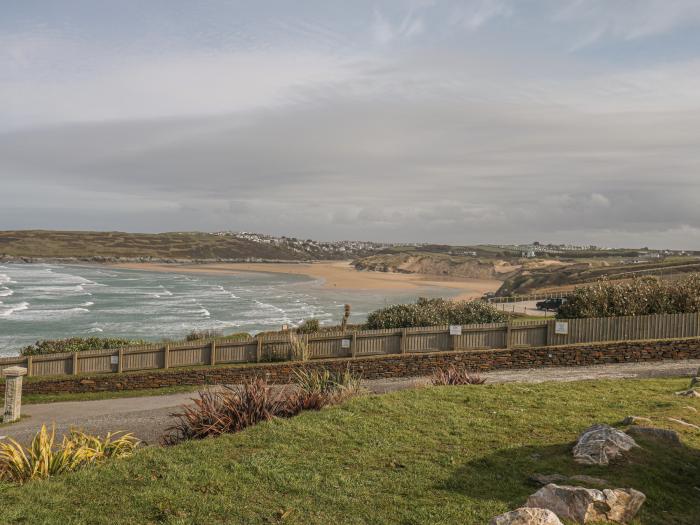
[163,344,170,369]
[2,366,27,423]
[256,337,263,363]
[72,352,79,375]
[351,331,357,358]
[118,347,124,373]
[400,329,408,354]
[210,341,217,366]
[506,322,512,349]
[25,356,33,377]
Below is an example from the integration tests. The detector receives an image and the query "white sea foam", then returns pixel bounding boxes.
[0,288,13,297]
[198,307,211,318]
[87,327,104,333]
[80,301,95,307]
[0,302,29,317]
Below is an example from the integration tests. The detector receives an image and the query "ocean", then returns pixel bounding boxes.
[0,263,450,357]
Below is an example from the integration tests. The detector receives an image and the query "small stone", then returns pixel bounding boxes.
[690,377,700,387]
[569,475,611,486]
[684,406,698,413]
[529,473,568,486]
[675,389,700,398]
[667,417,700,430]
[626,426,681,446]
[572,424,638,466]
[621,416,652,426]
[489,507,563,525]
[526,484,645,524]
[79,379,96,385]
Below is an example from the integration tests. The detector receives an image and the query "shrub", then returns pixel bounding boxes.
[365,298,507,329]
[557,274,700,319]
[163,373,364,445]
[297,319,320,334]
[0,425,139,484]
[185,329,223,341]
[288,331,310,361]
[163,380,287,444]
[431,366,486,386]
[20,337,146,356]
[293,367,363,399]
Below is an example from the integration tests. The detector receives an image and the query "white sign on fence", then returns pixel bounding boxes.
[110,355,119,365]
[449,325,462,336]
[341,339,351,349]
[555,321,569,335]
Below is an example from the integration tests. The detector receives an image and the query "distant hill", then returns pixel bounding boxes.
[0,230,383,262]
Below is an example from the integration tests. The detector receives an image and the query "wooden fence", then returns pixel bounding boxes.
[2,312,700,378]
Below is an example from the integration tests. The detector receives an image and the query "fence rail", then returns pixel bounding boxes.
[2,312,700,378]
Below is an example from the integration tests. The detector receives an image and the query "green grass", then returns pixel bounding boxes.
[1,377,699,524]
[22,385,202,405]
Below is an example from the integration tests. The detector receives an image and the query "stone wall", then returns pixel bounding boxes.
[6,337,700,396]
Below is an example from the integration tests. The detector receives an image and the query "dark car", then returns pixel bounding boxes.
[536,298,564,311]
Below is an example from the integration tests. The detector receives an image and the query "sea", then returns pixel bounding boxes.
[0,263,452,357]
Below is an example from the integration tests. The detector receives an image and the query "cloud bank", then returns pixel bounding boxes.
[1,1,700,248]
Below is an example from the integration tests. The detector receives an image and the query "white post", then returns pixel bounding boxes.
[3,366,27,423]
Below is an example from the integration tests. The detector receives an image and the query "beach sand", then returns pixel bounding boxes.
[110,261,502,300]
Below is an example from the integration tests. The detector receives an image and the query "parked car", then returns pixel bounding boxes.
[536,298,565,311]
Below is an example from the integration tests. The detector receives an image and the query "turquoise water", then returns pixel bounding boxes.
[0,264,451,356]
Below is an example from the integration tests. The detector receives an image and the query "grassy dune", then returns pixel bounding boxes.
[1,377,698,524]
[0,230,306,261]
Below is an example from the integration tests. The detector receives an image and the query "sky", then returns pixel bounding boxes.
[1,1,700,249]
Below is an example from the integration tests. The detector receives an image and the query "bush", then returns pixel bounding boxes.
[20,337,146,356]
[365,298,507,329]
[297,319,320,334]
[163,380,286,444]
[0,425,139,484]
[292,367,363,402]
[163,373,364,445]
[431,366,486,386]
[557,275,700,319]
[185,329,223,341]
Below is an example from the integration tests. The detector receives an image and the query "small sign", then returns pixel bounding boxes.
[341,338,351,349]
[110,355,119,365]
[555,321,569,335]
[449,325,462,336]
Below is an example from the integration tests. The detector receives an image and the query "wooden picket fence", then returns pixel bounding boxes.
[2,312,700,378]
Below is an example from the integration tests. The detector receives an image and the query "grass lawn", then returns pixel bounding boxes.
[1,377,699,524]
[22,385,202,405]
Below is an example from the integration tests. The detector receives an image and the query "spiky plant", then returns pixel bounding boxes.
[0,425,139,484]
[431,366,486,386]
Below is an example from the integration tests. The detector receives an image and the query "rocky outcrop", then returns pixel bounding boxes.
[572,424,638,465]
[529,473,609,487]
[675,388,700,398]
[626,426,681,445]
[489,507,563,525]
[526,484,645,524]
[621,416,652,426]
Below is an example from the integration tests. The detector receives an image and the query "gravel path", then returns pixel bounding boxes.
[2,359,698,446]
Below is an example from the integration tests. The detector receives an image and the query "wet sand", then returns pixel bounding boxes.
[110,261,502,300]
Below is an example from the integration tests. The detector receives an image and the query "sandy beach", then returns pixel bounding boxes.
[110,261,502,300]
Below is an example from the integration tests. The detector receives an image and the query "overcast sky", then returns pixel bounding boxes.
[2,1,700,248]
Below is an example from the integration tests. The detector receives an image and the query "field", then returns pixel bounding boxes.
[0,230,310,261]
[1,377,698,524]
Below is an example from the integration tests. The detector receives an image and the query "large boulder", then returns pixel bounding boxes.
[626,426,681,446]
[526,484,645,524]
[489,507,563,525]
[572,424,638,465]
